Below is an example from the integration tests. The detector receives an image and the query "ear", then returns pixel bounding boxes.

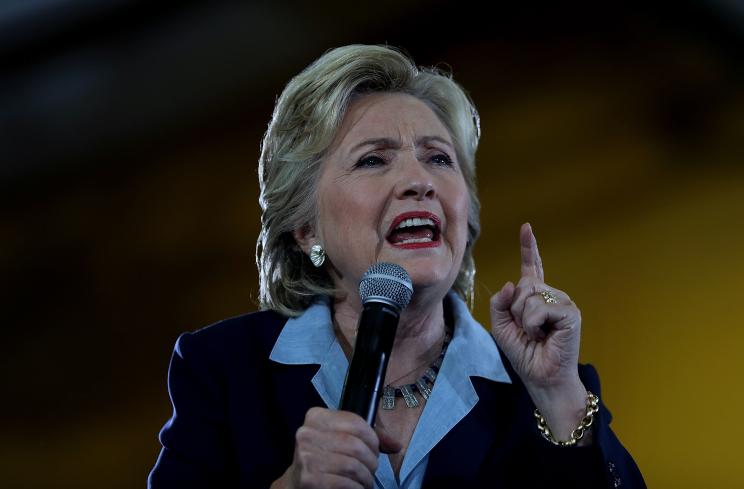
[292,224,317,255]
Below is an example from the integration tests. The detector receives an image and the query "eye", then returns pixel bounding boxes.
[355,154,386,168]
[430,153,454,167]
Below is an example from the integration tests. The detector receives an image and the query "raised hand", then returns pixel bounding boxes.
[272,407,401,489]
[490,223,590,442]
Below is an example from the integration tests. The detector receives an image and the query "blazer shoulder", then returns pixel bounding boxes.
[175,309,289,363]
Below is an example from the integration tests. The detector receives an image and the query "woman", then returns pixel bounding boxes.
[148,45,645,488]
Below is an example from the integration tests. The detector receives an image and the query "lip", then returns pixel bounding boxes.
[386,211,442,249]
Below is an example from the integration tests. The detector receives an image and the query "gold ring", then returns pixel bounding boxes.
[540,290,558,304]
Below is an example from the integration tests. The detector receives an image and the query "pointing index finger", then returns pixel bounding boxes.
[520,222,544,282]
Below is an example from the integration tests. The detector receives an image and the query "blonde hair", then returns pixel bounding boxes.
[257,45,481,317]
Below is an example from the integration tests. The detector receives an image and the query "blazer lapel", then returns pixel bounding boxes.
[423,344,525,485]
[422,376,519,483]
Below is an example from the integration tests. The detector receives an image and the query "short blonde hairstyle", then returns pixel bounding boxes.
[257,45,481,317]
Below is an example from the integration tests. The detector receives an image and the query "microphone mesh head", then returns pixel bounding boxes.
[359,262,413,312]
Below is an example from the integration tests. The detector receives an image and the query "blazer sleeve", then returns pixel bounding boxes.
[515,363,646,488]
[577,363,646,488]
[148,332,238,488]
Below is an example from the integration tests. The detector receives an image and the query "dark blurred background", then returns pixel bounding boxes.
[2,1,743,487]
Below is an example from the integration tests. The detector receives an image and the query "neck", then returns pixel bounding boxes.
[332,291,447,382]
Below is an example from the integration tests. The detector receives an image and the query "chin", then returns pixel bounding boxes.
[402,262,457,294]
[376,246,461,292]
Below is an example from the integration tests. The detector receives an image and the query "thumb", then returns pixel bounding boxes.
[490,281,515,331]
[375,423,402,454]
[490,282,522,359]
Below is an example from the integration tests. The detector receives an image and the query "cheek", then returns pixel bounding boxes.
[447,187,471,248]
[319,185,377,239]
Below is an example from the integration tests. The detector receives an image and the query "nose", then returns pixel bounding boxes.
[394,160,436,201]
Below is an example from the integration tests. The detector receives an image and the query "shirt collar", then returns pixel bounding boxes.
[269,295,336,365]
[269,296,348,409]
[269,293,510,379]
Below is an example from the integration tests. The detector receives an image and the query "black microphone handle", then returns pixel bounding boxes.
[339,301,399,425]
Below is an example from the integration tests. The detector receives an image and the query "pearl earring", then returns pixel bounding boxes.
[309,244,326,267]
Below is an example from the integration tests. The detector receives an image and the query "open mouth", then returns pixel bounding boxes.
[386,212,441,248]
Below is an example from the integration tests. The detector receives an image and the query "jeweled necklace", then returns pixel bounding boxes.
[381,324,452,410]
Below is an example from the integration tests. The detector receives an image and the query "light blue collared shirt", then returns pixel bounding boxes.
[269,292,512,489]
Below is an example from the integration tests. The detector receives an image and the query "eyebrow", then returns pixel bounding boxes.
[349,135,454,154]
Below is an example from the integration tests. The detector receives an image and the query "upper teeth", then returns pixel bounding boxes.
[395,217,435,230]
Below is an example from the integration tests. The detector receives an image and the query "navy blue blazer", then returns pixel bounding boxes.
[148,310,646,488]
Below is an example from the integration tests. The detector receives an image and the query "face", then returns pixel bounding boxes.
[305,92,470,306]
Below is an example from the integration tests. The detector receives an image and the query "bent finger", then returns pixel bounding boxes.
[294,431,376,488]
[324,453,375,489]
[329,432,379,473]
[510,280,572,327]
[305,408,379,454]
[522,299,581,340]
[295,459,368,489]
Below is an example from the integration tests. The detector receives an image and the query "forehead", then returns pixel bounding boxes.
[334,93,453,148]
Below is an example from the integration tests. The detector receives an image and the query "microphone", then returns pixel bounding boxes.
[339,262,413,425]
